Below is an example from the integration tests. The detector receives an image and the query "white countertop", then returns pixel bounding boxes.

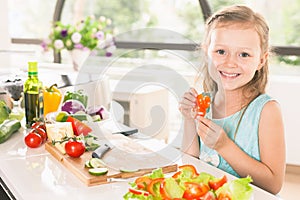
[0,119,280,200]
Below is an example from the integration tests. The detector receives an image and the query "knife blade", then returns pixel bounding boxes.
[112,128,138,136]
[92,144,111,159]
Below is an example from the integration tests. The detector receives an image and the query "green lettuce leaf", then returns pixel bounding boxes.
[216,176,253,200]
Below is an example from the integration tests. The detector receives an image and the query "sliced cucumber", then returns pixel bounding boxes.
[88,168,108,176]
[89,158,106,168]
[85,160,92,168]
[119,167,139,173]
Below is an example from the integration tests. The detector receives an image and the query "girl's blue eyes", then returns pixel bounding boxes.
[215,50,250,57]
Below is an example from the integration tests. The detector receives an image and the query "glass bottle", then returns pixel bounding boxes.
[24,61,43,127]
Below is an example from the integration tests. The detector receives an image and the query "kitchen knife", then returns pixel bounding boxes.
[112,128,138,136]
[92,144,111,159]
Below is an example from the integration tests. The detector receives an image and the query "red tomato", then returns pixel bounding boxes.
[135,176,152,189]
[128,188,149,196]
[65,140,85,158]
[182,182,210,199]
[209,175,227,191]
[24,133,42,148]
[31,121,46,131]
[66,116,92,136]
[30,127,47,143]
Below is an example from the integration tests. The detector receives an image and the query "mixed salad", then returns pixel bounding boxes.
[123,165,253,200]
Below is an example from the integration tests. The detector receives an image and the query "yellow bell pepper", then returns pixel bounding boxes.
[43,84,62,116]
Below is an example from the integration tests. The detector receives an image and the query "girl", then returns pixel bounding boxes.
[179,5,285,194]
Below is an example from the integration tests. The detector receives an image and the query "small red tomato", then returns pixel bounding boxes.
[31,121,43,129]
[30,127,47,143]
[65,140,85,158]
[25,133,42,148]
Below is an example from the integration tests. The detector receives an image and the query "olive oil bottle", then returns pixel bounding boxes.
[24,61,43,127]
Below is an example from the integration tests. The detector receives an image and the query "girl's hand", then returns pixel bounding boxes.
[178,88,198,120]
[196,116,229,150]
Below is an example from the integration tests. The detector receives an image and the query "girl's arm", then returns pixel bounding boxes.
[181,118,200,157]
[216,101,285,194]
[179,88,201,157]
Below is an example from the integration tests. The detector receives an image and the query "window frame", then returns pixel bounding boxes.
[10,0,300,62]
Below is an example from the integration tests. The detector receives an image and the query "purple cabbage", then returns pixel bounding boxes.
[61,99,86,114]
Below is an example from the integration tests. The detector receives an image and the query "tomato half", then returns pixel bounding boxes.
[66,116,92,136]
[65,140,85,158]
[182,182,210,199]
[24,133,42,148]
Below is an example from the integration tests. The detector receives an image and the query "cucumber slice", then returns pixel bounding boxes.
[89,158,106,168]
[88,168,108,176]
[85,160,92,168]
[119,167,139,173]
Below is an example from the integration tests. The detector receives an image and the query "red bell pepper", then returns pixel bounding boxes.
[209,175,228,190]
[135,176,152,189]
[182,182,210,199]
[128,188,149,196]
[179,164,199,177]
[147,178,164,197]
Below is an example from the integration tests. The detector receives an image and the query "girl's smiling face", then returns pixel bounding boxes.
[206,25,267,92]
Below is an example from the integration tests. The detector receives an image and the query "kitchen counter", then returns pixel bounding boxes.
[0,119,280,200]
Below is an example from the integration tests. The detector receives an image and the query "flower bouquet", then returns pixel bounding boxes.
[42,15,116,70]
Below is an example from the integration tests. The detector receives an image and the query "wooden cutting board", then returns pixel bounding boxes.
[45,134,177,186]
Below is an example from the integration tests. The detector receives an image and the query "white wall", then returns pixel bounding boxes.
[268,75,300,165]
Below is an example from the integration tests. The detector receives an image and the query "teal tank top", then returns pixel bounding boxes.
[199,94,274,177]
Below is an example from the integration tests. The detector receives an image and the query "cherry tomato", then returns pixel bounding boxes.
[182,182,210,199]
[65,140,85,158]
[31,121,46,131]
[30,127,47,143]
[25,133,42,148]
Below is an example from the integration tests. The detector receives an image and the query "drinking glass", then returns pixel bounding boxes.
[2,76,25,120]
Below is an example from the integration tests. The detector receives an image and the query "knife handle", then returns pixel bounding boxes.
[92,144,111,159]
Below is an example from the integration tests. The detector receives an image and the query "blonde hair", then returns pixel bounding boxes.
[198,5,270,99]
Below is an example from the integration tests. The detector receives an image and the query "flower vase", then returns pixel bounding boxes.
[70,49,91,71]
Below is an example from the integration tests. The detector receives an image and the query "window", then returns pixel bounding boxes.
[8,0,56,39]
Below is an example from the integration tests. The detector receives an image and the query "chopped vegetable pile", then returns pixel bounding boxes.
[123,165,253,200]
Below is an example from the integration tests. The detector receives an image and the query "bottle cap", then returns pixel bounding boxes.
[28,61,38,75]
